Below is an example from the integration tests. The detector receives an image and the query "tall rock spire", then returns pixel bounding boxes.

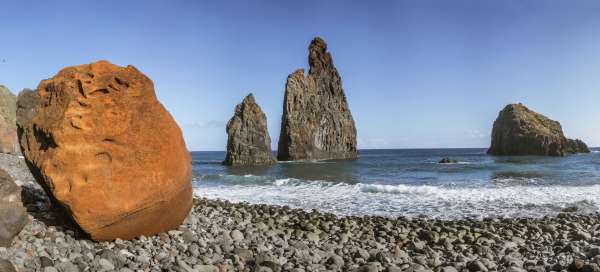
[277,37,357,161]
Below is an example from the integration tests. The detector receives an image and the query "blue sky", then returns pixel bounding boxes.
[1,0,599,150]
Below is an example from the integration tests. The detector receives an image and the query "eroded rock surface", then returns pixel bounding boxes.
[16,60,192,241]
[0,169,28,247]
[488,103,590,156]
[224,94,276,166]
[0,86,18,154]
[278,37,357,161]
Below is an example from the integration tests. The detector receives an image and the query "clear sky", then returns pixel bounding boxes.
[1,0,599,150]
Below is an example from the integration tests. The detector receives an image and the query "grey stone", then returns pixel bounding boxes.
[230,229,244,242]
[0,168,28,247]
[43,267,59,272]
[0,258,16,272]
[98,258,114,271]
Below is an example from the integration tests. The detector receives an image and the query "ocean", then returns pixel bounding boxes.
[192,148,600,219]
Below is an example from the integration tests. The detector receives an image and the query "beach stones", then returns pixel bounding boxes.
[488,103,590,156]
[0,86,19,154]
[224,94,276,166]
[277,37,357,161]
[0,169,28,247]
[16,60,192,241]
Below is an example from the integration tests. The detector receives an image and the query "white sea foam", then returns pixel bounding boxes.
[274,178,293,186]
[194,176,600,219]
[358,183,442,196]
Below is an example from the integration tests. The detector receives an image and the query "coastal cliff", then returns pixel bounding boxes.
[0,86,19,154]
[224,94,276,166]
[488,103,590,156]
[277,37,357,161]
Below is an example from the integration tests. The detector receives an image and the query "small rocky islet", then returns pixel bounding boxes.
[488,103,589,156]
[223,94,276,166]
[0,37,597,272]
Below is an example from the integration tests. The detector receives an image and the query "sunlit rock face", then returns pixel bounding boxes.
[0,85,19,154]
[224,93,276,166]
[17,60,192,241]
[278,37,357,161]
[488,103,589,156]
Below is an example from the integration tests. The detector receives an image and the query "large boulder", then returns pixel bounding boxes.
[488,103,590,156]
[277,37,357,161]
[224,94,276,166]
[16,61,192,241]
[0,86,19,154]
[0,169,28,247]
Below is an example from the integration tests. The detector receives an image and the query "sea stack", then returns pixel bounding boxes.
[0,86,19,154]
[488,103,590,156]
[224,94,276,166]
[277,37,357,161]
[16,61,192,241]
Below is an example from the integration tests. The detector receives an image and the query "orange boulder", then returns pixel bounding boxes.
[16,61,192,241]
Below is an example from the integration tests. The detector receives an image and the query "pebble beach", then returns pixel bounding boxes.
[1,154,600,272]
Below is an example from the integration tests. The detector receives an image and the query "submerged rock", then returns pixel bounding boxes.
[0,86,18,154]
[0,169,28,247]
[224,94,276,166]
[488,103,590,156]
[438,157,458,164]
[16,60,192,241]
[277,37,357,161]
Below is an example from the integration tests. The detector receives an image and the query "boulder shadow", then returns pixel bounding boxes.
[20,184,90,240]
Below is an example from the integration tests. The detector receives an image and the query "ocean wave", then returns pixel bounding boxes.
[194,179,600,219]
[358,183,441,196]
[277,160,336,164]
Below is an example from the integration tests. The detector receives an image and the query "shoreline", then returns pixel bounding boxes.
[4,195,600,271]
[2,154,600,271]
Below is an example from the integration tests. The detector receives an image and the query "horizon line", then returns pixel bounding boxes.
[188,146,600,152]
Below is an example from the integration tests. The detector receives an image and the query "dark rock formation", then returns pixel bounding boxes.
[277,37,357,161]
[567,139,590,154]
[0,169,28,247]
[439,157,458,164]
[17,61,192,241]
[224,94,276,166]
[0,86,18,154]
[488,103,590,156]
